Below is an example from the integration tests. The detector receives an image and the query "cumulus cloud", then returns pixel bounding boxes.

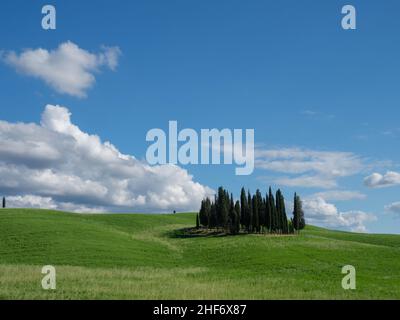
[384,202,400,217]
[302,197,376,232]
[364,171,400,188]
[256,148,364,189]
[1,41,121,97]
[0,105,213,213]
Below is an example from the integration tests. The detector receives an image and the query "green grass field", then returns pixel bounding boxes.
[0,209,399,299]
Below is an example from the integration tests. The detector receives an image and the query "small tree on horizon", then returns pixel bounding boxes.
[2,197,5,209]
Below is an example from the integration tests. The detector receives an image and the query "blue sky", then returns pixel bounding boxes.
[0,0,400,233]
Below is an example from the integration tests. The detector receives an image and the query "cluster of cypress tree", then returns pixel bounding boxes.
[197,187,305,235]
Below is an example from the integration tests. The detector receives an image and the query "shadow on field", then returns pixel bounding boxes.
[167,227,249,239]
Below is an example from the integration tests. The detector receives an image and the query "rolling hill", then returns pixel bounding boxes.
[0,208,399,299]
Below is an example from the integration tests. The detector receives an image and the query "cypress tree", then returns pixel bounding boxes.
[289,218,295,234]
[247,191,253,232]
[196,214,200,229]
[240,187,247,228]
[216,187,229,230]
[234,200,241,234]
[298,195,305,229]
[199,200,205,226]
[228,193,236,234]
[204,198,211,228]
[276,189,289,234]
[258,191,264,232]
[279,191,289,234]
[275,190,282,233]
[210,202,217,228]
[252,194,259,233]
[2,197,5,208]
[293,193,306,232]
[265,192,271,232]
[269,187,277,233]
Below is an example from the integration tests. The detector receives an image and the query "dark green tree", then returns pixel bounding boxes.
[276,190,289,234]
[205,198,211,227]
[275,189,282,233]
[228,193,237,234]
[234,200,241,234]
[209,202,217,228]
[293,193,306,231]
[265,192,271,232]
[196,214,200,229]
[199,200,205,226]
[217,187,229,229]
[252,191,261,233]
[269,187,277,232]
[289,218,295,234]
[247,191,253,232]
[256,190,263,232]
[2,197,5,209]
[240,187,247,228]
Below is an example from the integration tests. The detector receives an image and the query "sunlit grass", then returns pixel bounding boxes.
[0,209,399,299]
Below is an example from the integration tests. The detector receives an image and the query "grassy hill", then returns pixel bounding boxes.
[0,208,399,299]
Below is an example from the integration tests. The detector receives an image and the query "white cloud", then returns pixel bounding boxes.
[308,190,366,201]
[384,202,400,217]
[0,105,213,213]
[364,171,400,188]
[7,195,104,213]
[256,148,364,189]
[303,197,376,232]
[1,41,121,97]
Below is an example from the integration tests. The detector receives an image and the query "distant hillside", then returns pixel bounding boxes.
[0,209,399,299]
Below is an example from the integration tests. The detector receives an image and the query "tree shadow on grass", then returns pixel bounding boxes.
[166,227,250,239]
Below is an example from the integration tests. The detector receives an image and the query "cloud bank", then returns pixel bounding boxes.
[309,190,366,202]
[256,148,364,189]
[384,202,400,217]
[302,197,376,233]
[0,105,213,213]
[364,171,400,188]
[1,41,121,97]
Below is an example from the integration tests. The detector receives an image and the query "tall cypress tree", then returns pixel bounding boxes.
[210,202,217,228]
[289,218,295,234]
[247,191,252,232]
[234,200,241,234]
[240,187,247,228]
[269,187,277,233]
[216,187,229,229]
[199,200,205,226]
[252,194,259,233]
[293,193,306,232]
[265,192,271,232]
[278,191,289,234]
[275,190,282,233]
[2,197,5,209]
[202,198,211,228]
[255,190,263,233]
[228,193,236,234]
